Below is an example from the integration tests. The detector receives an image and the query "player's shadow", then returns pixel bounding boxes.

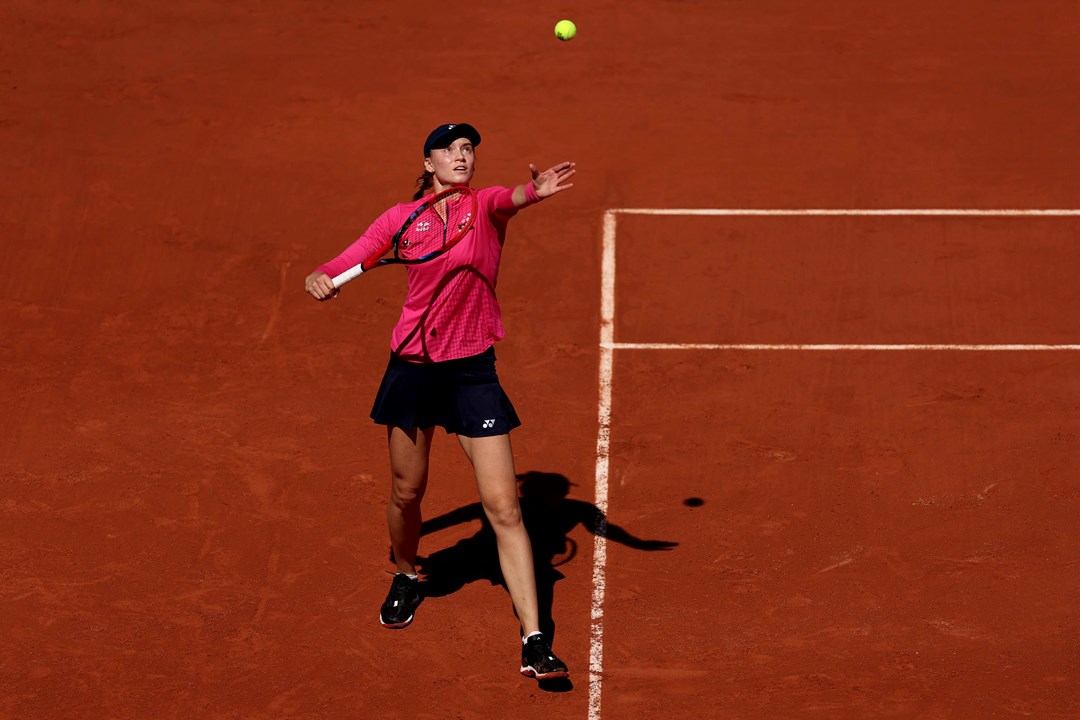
[414,470,677,689]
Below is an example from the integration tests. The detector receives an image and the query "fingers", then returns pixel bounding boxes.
[542,161,575,176]
[305,272,338,301]
[524,160,577,200]
[532,161,576,179]
[314,279,339,301]
[550,163,576,186]
[532,161,577,198]
[313,286,339,301]
[548,164,576,194]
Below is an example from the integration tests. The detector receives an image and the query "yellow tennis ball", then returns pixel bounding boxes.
[554,19,577,41]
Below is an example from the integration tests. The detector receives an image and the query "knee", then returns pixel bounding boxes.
[389,474,426,511]
[483,499,523,530]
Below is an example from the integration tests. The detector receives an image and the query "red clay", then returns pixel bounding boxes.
[2,2,1078,718]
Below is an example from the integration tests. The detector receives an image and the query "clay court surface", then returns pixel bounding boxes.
[3,2,1079,718]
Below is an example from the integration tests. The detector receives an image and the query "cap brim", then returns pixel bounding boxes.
[424,123,481,155]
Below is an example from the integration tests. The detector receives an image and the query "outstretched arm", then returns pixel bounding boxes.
[512,161,576,208]
[586,509,678,551]
[605,524,678,551]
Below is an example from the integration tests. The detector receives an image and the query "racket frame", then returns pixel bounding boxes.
[331,186,477,288]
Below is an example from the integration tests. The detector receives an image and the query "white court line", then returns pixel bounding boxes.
[587,211,617,720]
[587,207,1080,720]
[607,343,1080,351]
[610,208,1080,216]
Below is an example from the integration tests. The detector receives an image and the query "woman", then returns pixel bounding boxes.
[304,123,575,681]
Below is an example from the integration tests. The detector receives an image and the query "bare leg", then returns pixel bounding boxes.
[457,433,539,635]
[387,425,434,574]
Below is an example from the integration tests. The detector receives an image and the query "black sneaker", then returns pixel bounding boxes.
[520,633,569,680]
[379,573,421,629]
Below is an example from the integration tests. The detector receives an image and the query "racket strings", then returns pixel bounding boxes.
[398,190,474,261]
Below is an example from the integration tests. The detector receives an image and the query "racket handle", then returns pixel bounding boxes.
[331,264,365,288]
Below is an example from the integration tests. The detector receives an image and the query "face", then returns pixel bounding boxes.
[424,137,476,187]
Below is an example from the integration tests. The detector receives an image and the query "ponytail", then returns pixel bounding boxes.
[412,169,434,201]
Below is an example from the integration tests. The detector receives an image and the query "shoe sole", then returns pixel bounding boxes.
[520,666,570,681]
[379,612,415,629]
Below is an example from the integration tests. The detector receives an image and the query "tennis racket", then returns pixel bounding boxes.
[331,186,477,288]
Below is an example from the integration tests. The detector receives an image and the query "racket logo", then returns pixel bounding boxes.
[401,219,434,249]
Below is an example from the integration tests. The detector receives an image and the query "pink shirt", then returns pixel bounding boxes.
[318,185,522,362]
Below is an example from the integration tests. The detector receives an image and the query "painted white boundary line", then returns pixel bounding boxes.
[587,211,617,720]
[607,343,1080,351]
[587,208,1080,720]
[611,208,1080,216]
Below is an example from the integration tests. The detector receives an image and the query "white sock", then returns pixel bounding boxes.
[523,631,543,644]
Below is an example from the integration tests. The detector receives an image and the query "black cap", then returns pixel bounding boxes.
[422,123,481,156]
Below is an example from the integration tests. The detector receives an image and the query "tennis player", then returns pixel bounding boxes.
[304,123,575,680]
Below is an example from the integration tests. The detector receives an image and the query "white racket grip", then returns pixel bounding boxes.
[331,264,365,288]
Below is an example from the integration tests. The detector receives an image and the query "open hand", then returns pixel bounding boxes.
[529,161,576,198]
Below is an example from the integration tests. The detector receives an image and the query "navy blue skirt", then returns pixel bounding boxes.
[370,347,521,437]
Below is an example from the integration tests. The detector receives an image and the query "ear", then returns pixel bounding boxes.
[423,157,435,174]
